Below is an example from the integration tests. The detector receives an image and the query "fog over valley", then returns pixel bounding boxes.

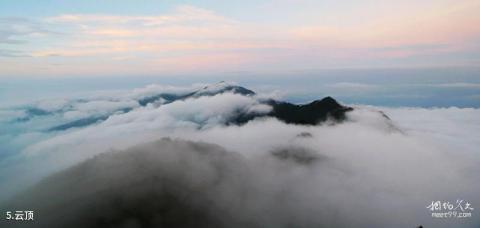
[0,82,478,227]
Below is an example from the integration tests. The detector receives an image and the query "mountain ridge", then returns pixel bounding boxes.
[44,82,353,131]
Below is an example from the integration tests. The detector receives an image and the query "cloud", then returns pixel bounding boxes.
[47,5,233,25]
[62,100,139,120]
[34,5,250,58]
[0,83,479,227]
[0,49,31,57]
[291,0,480,47]
[0,17,53,45]
[1,106,479,227]
[20,92,271,156]
[2,1,479,76]
[429,82,480,89]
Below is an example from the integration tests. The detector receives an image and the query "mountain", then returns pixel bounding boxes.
[138,81,353,126]
[138,81,255,106]
[0,138,330,228]
[267,96,353,124]
[192,81,255,97]
[228,96,353,125]
[46,82,353,131]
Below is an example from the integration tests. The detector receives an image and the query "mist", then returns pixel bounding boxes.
[0,84,479,228]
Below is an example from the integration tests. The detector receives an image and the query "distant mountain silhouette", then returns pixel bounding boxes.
[138,81,255,106]
[192,81,255,97]
[229,96,353,125]
[267,96,353,124]
[47,82,353,131]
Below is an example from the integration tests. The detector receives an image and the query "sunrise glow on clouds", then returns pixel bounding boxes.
[0,0,479,77]
[1,3,480,226]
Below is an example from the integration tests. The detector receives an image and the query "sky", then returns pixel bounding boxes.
[2,66,480,108]
[1,2,479,226]
[1,0,480,77]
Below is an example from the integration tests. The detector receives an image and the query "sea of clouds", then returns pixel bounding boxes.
[0,83,479,227]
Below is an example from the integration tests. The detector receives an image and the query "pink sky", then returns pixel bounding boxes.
[0,0,479,77]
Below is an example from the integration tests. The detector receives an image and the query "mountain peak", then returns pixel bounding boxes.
[309,96,341,108]
[194,81,255,96]
[200,81,232,90]
[320,96,336,103]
